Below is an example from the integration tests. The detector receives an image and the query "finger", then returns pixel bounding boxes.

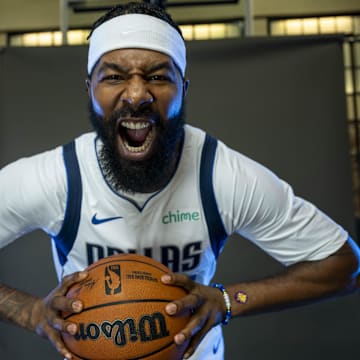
[161,273,195,292]
[50,293,84,314]
[175,316,205,344]
[42,322,75,360]
[182,324,212,359]
[48,312,78,335]
[57,271,88,295]
[49,271,88,312]
[180,316,213,359]
[71,354,84,360]
[166,292,202,316]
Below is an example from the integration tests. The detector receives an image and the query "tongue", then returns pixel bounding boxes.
[125,128,150,146]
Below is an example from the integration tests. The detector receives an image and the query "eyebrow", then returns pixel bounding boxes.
[97,62,128,74]
[146,61,175,74]
[97,60,175,75]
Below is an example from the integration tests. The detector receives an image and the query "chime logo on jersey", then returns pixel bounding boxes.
[104,265,121,295]
[162,209,200,225]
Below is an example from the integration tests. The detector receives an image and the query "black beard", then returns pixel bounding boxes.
[89,102,185,194]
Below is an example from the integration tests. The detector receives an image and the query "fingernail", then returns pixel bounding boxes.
[165,303,177,315]
[161,274,171,283]
[66,323,77,335]
[72,300,82,312]
[79,271,88,278]
[174,333,186,345]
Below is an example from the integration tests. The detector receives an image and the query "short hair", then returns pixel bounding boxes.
[88,1,183,40]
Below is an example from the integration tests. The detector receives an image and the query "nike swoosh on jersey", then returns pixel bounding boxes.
[91,213,123,225]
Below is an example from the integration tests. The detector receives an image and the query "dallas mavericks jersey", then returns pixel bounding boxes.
[52,126,227,284]
[52,125,227,360]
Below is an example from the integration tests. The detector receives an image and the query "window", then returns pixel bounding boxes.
[9,29,89,47]
[8,21,242,47]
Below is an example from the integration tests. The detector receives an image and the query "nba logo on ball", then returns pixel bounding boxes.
[104,264,121,295]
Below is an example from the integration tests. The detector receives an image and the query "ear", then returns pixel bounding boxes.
[85,78,91,97]
[183,79,190,97]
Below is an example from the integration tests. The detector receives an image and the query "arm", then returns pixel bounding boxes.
[227,238,359,315]
[162,237,360,359]
[163,140,359,358]
[0,146,85,357]
[0,271,88,360]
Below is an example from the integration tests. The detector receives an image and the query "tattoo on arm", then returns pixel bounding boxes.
[0,284,38,331]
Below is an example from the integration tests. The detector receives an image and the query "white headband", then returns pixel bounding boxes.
[88,14,186,76]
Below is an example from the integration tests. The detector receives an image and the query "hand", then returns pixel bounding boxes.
[30,271,88,359]
[161,273,226,359]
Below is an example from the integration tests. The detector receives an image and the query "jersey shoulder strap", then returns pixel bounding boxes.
[53,140,82,266]
[200,134,228,258]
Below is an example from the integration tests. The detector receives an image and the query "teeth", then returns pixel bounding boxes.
[121,121,150,130]
[124,128,154,153]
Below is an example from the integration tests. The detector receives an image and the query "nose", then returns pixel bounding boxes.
[120,76,154,109]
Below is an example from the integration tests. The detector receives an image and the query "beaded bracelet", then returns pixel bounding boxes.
[211,283,232,325]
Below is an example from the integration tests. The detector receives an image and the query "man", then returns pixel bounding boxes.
[0,2,359,359]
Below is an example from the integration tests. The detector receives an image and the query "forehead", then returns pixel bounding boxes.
[96,48,176,71]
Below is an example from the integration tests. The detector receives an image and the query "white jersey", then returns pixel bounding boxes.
[0,124,348,360]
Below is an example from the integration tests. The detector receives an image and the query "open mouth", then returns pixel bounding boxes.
[118,120,154,153]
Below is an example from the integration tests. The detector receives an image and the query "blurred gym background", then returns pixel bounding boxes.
[1,0,359,236]
[1,1,360,359]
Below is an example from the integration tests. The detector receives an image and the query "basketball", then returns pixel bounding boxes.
[62,254,191,360]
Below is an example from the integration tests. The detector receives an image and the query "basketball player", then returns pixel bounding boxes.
[0,2,359,360]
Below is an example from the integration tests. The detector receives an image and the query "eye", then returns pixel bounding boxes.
[147,74,172,83]
[102,74,125,82]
